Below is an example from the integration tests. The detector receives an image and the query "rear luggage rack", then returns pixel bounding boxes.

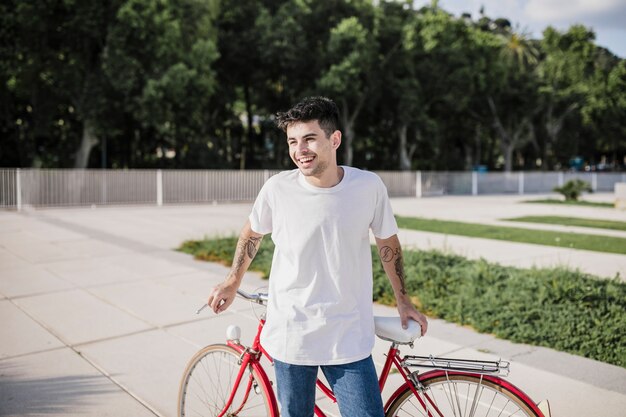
[402,355,510,376]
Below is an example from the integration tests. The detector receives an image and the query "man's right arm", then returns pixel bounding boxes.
[207,219,264,314]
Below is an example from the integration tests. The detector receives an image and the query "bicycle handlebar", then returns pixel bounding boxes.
[236,289,269,304]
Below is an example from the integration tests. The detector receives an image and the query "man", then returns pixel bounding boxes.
[208,96,428,417]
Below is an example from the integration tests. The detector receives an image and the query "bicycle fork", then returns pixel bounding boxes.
[217,349,257,417]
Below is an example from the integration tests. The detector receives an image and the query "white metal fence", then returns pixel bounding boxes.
[0,168,624,210]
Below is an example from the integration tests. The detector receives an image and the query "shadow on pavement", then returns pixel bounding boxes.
[0,362,117,416]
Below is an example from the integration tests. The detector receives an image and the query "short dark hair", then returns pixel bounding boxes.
[276,96,340,137]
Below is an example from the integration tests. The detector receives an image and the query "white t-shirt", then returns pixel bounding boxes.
[249,166,398,365]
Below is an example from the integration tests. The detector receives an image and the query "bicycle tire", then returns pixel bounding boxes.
[385,372,541,417]
[178,344,274,417]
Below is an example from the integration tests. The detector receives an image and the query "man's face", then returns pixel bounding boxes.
[286,120,339,178]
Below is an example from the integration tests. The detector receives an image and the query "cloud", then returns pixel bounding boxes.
[525,0,626,29]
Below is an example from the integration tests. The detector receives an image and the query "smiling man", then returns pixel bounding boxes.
[207,96,428,417]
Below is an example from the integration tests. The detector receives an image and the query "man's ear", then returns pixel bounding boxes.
[331,130,342,149]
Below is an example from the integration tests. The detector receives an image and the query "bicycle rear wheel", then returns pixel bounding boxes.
[385,372,541,417]
[178,344,273,417]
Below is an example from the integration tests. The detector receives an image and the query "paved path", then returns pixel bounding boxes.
[1,195,625,416]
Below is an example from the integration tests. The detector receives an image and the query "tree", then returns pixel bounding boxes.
[581,50,626,168]
[316,1,377,166]
[372,1,421,171]
[104,0,219,168]
[485,27,541,171]
[536,25,595,169]
[2,1,122,168]
[399,5,500,171]
[1,0,219,169]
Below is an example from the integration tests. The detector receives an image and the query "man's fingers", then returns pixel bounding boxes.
[404,310,428,336]
[216,298,230,314]
[213,298,226,314]
[208,291,222,314]
[416,314,428,336]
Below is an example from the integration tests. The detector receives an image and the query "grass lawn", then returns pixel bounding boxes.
[395,216,626,255]
[523,198,614,208]
[504,215,626,232]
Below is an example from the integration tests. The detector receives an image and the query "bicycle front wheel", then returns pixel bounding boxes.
[385,372,541,417]
[178,344,274,417]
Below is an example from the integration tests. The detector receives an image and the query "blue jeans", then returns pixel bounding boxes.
[273,356,384,417]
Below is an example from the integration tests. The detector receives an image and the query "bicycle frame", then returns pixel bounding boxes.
[218,316,546,417]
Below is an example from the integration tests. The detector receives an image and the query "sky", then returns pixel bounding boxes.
[413,0,626,58]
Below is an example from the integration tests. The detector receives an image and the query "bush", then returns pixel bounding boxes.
[371,247,625,367]
[553,179,592,201]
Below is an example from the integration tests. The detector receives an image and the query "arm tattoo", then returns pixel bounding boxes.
[245,236,261,258]
[234,236,261,271]
[379,245,407,295]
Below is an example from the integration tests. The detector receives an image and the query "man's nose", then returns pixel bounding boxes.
[297,141,308,152]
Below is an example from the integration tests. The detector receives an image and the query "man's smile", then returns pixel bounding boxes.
[297,155,316,165]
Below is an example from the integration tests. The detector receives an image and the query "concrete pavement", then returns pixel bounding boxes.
[1,195,625,416]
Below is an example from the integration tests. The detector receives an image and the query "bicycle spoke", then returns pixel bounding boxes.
[467,378,483,417]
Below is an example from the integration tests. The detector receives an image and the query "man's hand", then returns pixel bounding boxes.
[397,295,428,336]
[207,278,238,314]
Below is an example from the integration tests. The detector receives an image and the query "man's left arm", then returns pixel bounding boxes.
[375,234,428,335]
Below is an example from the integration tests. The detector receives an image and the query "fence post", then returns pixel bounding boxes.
[16,168,22,211]
[591,173,597,191]
[472,171,478,196]
[518,171,524,195]
[156,169,163,206]
[558,171,564,187]
[415,171,422,198]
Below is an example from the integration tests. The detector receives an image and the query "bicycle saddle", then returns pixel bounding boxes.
[374,316,422,344]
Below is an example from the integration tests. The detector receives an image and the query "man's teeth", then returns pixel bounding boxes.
[299,156,314,162]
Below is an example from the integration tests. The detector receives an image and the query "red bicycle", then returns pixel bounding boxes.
[178,289,551,417]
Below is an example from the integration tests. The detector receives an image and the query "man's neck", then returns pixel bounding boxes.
[304,165,344,188]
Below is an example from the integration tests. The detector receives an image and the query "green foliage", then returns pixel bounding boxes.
[553,179,593,201]
[178,237,626,367]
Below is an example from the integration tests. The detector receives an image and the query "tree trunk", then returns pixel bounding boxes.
[474,125,482,167]
[343,122,354,166]
[74,120,99,168]
[398,124,411,171]
[241,83,254,170]
[339,101,354,166]
[339,97,366,167]
[544,101,577,170]
[488,96,534,172]
[502,142,514,172]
